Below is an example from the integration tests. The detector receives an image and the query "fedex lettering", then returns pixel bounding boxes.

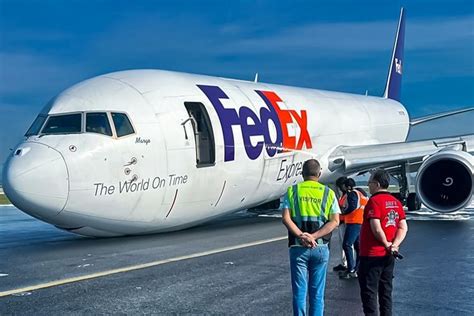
[197,85,312,161]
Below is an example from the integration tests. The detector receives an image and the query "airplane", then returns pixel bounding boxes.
[2,8,473,237]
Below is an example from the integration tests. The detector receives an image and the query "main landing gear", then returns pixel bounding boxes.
[391,165,422,212]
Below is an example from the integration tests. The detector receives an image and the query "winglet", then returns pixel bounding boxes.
[383,7,405,102]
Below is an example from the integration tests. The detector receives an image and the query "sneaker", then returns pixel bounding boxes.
[339,270,358,279]
[333,264,347,272]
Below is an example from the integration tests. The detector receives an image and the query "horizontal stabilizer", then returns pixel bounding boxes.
[410,107,474,126]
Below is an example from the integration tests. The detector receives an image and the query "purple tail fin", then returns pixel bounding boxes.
[383,7,405,102]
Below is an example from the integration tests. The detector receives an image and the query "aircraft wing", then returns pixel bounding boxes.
[326,134,474,213]
[327,134,474,175]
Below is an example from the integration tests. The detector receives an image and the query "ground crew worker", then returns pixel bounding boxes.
[358,169,408,316]
[333,176,348,272]
[282,159,340,316]
[339,178,368,279]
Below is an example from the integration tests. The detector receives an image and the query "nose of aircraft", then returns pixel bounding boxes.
[2,142,69,222]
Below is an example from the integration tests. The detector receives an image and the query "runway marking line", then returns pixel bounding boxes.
[0,236,287,298]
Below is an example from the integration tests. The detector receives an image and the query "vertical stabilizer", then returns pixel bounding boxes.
[383,7,405,101]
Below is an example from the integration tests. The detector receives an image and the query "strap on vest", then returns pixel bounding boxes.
[321,186,330,218]
[293,184,302,245]
[292,184,303,246]
[354,190,362,208]
[292,184,302,227]
[317,186,330,245]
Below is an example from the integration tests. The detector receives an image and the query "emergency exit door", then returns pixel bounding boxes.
[184,102,215,167]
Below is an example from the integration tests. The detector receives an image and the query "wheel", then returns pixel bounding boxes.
[407,193,421,211]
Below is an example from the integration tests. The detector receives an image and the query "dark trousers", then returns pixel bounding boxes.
[358,256,395,316]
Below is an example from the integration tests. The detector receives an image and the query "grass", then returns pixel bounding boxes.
[0,194,11,205]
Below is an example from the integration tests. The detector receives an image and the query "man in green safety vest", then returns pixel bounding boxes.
[282,159,340,316]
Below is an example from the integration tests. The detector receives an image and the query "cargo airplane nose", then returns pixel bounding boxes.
[2,142,69,222]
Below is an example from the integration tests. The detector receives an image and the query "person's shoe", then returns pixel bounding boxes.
[339,270,358,279]
[333,264,347,272]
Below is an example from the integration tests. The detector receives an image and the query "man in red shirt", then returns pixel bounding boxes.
[358,169,408,316]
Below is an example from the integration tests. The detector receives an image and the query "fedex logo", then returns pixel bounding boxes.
[197,85,312,162]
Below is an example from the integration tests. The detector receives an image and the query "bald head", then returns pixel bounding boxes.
[302,159,321,180]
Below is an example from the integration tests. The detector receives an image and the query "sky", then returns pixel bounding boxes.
[0,0,473,174]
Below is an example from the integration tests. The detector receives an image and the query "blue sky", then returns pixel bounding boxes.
[0,0,473,169]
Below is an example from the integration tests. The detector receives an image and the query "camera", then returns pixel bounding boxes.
[391,251,404,260]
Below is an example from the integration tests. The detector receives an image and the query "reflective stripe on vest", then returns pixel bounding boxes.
[292,184,302,229]
[344,189,368,224]
[338,194,347,222]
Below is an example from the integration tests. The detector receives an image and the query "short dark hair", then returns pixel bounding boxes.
[302,159,321,177]
[371,169,390,189]
[336,176,347,187]
[344,178,356,189]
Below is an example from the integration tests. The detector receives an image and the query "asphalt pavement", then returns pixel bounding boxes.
[1,205,473,315]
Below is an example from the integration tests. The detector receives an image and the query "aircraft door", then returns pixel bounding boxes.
[183,102,215,167]
[154,96,224,224]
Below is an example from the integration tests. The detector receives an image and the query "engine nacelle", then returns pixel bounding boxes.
[416,150,473,213]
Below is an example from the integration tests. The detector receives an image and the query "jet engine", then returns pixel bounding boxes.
[416,150,473,213]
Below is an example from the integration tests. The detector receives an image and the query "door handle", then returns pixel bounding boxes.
[181,116,198,140]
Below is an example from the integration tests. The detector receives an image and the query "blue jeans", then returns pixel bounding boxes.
[289,245,329,316]
[343,224,361,271]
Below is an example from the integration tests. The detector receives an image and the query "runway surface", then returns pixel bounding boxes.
[1,204,474,315]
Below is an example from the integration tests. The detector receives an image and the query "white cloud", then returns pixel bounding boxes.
[0,52,86,96]
[79,12,473,88]
[406,17,474,50]
[216,15,474,56]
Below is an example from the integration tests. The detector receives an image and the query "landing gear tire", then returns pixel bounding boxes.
[407,193,421,211]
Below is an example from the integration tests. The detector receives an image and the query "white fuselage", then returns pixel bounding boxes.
[3,70,409,236]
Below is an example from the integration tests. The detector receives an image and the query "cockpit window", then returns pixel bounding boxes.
[41,114,82,134]
[86,113,112,136]
[112,112,135,137]
[25,115,47,136]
